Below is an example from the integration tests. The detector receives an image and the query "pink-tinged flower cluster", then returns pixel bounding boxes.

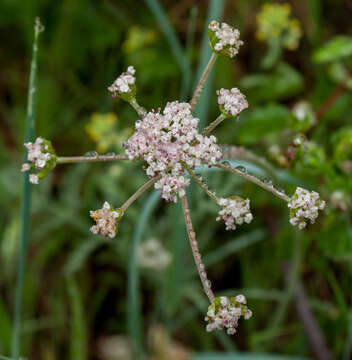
[108,66,136,97]
[125,101,222,202]
[208,21,243,58]
[288,187,325,229]
[90,201,123,238]
[22,137,56,184]
[216,197,253,230]
[217,88,248,117]
[205,296,252,335]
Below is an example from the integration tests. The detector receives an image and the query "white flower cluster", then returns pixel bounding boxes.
[209,21,243,58]
[125,101,222,202]
[217,88,248,117]
[216,197,253,230]
[205,296,252,335]
[288,187,326,229]
[90,201,122,238]
[22,137,53,184]
[137,238,172,271]
[108,66,136,96]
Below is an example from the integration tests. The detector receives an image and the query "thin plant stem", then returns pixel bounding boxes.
[202,113,227,136]
[221,145,279,184]
[191,53,218,112]
[120,176,160,213]
[12,17,43,359]
[183,163,218,203]
[181,194,214,302]
[57,154,129,164]
[130,98,147,117]
[215,162,290,202]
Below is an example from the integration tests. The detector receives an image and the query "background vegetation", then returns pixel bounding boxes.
[1,0,352,359]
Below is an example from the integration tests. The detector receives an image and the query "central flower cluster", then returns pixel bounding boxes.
[125,101,222,202]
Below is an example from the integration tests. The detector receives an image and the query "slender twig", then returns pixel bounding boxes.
[191,53,218,112]
[283,262,333,360]
[12,17,43,359]
[57,154,129,164]
[183,162,218,203]
[202,113,227,136]
[181,194,214,302]
[215,162,290,202]
[315,82,347,121]
[307,81,347,136]
[120,176,160,213]
[130,98,147,117]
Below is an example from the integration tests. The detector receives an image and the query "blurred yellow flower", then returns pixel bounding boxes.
[256,3,302,50]
[86,113,132,153]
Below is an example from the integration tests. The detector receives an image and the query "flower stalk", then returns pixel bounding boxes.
[130,98,147,117]
[191,53,218,112]
[183,162,218,202]
[215,162,290,202]
[181,193,214,302]
[202,113,227,136]
[57,154,129,164]
[120,176,160,213]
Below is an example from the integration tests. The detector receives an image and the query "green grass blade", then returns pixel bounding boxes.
[181,6,198,100]
[144,0,190,99]
[0,297,12,354]
[192,353,308,360]
[0,356,17,360]
[67,277,87,360]
[343,311,352,360]
[127,190,160,357]
[193,0,225,127]
[11,18,43,360]
[186,230,266,278]
[64,237,109,276]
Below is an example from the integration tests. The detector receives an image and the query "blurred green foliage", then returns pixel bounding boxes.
[1,0,352,359]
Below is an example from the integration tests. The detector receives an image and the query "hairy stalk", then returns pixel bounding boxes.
[130,98,147,117]
[57,154,129,164]
[181,194,214,302]
[202,113,227,136]
[183,163,218,202]
[120,176,160,213]
[191,53,218,112]
[12,18,43,359]
[215,162,290,202]
[221,145,279,184]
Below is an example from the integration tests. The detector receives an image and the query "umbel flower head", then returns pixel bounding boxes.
[108,66,136,101]
[217,88,248,117]
[124,101,222,202]
[22,137,57,184]
[208,21,243,58]
[216,196,253,230]
[205,296,252,335]
[90,201,123,238]
[288,187,326,229]
[256,3,302,50]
